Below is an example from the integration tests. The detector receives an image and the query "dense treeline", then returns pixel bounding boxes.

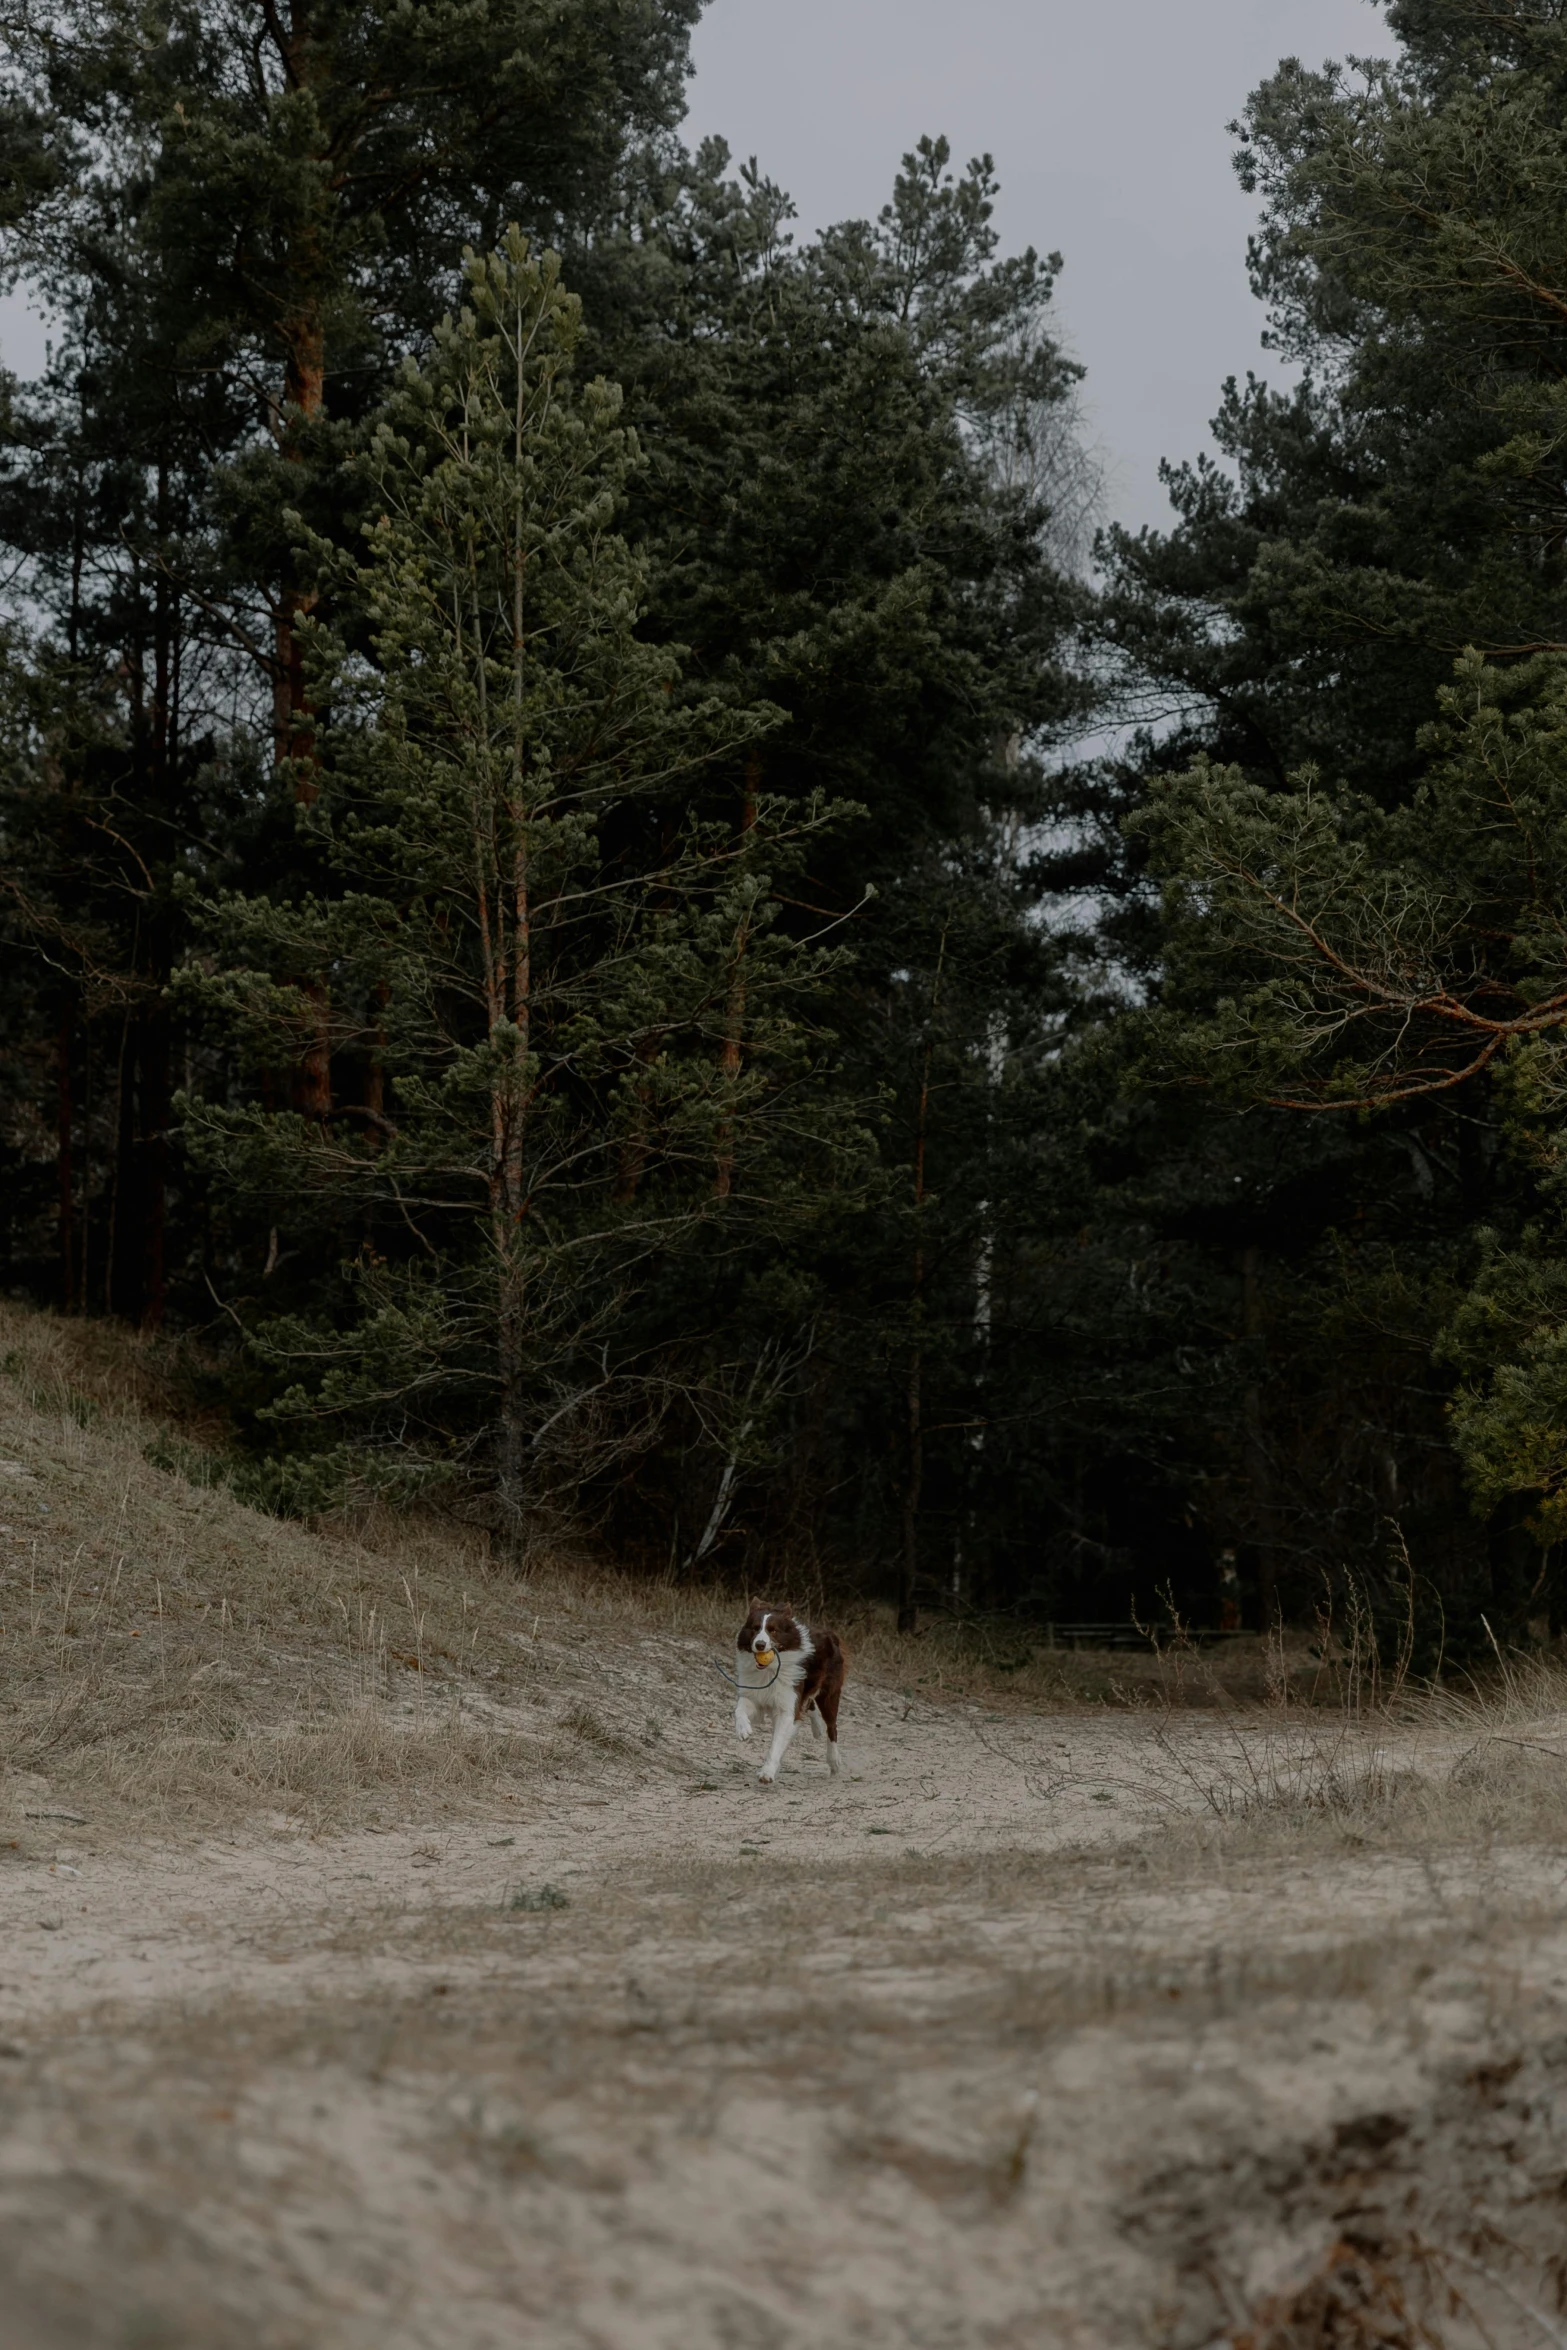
[6,0,1567,1656]
[1079,0,1567,1658]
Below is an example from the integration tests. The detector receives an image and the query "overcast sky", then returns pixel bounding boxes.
[683,0,1397,533]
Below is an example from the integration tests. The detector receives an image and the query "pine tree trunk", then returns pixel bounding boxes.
[494,957,530,1550]
[496,1275,529,1557]
[110,1019,138,1318]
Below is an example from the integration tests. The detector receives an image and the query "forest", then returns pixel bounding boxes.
[2,0,1566,1663]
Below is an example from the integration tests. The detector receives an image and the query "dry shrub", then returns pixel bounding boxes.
[1122,1715,1567,1876]
[1091,1583,1567,1857]
[1227,2230,1567,2350]
[557,1700,639,1755]
[224,1702,546,1812]
[1231,2239,1431,2350]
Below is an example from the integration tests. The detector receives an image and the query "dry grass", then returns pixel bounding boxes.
[809,1603,1338,1712]
[8,1296,1567,1872]
[0,1302,676,1826]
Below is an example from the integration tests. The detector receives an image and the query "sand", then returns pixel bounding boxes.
[5,1657,1567,2349]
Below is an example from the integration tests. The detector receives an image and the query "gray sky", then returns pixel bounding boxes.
[683,0,1397,532]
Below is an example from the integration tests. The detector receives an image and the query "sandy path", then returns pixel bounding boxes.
[1,1683,1563,2350]
[0,1678,1406,2029]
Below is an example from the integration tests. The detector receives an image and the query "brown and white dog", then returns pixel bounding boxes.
[733,1600,846,1783]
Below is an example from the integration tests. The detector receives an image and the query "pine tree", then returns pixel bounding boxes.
[1051,0,1567,1648]
[180,234,861,1542]
[573,137,1098,1613]
[1097,0,1567,798]
[0,0,705,1318]
[1140,648,1567,1608]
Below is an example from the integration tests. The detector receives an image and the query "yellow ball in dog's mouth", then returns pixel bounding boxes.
[754,1648,777,1668]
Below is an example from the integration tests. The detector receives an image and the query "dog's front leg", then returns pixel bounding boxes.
[734,1696,755,1743]
[758,1703,797,1784]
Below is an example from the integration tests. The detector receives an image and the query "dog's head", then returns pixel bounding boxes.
[736,1599,803,1658]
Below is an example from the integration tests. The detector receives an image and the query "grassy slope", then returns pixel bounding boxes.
[0,1300,717,1826]
[0,1301,1329,1836]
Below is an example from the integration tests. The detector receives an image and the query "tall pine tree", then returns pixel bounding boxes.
[181,233,862,1541]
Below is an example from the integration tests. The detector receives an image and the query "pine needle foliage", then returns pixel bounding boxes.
[180,233,863,1539]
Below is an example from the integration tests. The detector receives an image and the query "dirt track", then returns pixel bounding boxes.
[6,1661,1567,2350]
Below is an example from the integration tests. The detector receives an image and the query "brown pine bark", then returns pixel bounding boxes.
[899,1335,924,1635]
